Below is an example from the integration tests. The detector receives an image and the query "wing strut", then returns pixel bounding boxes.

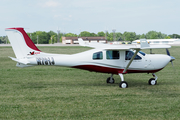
[123,49,140,73]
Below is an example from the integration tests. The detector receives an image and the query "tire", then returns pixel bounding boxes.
[119,81,128,88]
[148,78,157,85]
[106,77,115,84]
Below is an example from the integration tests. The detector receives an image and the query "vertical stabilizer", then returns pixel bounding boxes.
[5,28,41,59]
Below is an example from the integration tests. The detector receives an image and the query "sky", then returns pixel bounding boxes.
[0,0,180,36]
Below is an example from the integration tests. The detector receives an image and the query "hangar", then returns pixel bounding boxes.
[62,37,107,44]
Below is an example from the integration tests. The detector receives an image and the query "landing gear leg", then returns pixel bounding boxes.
[106,74,114,84]
[148,73,158,85]
[119,73,128,88]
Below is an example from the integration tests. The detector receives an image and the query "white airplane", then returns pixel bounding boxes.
[5,27,175,88]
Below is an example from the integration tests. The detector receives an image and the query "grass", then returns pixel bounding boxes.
[0,46,180,119]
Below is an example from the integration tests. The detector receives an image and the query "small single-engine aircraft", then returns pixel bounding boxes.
[6,27,175,88]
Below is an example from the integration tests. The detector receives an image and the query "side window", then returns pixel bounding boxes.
[106,50,119,59]
[93,51,103,60]
[125,51,142,60]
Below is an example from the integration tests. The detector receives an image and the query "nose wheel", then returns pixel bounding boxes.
[148,73,158,85]
[148,78,157,85]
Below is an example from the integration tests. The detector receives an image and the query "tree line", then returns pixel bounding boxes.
[0,30,180,44]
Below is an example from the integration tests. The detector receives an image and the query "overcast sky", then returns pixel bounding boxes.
[0,0,180,36]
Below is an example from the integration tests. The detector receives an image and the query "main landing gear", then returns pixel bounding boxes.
[106,73,128,88]
[106,73,158,88]
[106,74,115,83]
[119,73,128,88]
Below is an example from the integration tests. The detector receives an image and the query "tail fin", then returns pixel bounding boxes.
[5,28,41,59]
[78,38,86,46]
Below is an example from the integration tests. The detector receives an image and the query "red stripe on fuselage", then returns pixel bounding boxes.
[72,65,163,74]
[6,27,41,52]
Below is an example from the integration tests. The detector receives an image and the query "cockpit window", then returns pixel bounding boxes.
[106,50,119,59]
[139,51,146,56]
[93,51,103,60]
[125,51,142,60]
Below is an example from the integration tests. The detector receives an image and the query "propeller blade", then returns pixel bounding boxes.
[166,48,170,56]
[166,48,175,72]
[171,61,176,72]
[171,61,173,67]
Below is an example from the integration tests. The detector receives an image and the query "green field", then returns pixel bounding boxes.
[0,46,180,119]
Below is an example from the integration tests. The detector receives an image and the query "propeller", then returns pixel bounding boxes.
[166,48,170,56]
[166,49,175,70]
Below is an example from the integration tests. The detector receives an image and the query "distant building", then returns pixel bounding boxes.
[62,37,107,44]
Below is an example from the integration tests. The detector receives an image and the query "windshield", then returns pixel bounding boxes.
[125,51,142,60]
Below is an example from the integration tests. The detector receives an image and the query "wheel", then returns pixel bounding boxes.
[148,78,157,85]
[119,81,128,88]
[106,77,115,84]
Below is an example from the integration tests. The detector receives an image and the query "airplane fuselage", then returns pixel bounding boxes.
[20,48,171,74]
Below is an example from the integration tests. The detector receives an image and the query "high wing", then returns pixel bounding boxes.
[78,38,171,50]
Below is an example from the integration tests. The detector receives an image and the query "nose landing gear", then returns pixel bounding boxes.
[148,73,158,85]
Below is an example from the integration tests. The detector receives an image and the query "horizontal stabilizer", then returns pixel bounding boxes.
[9,56,30,64]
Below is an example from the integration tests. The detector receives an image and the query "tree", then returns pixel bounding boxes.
[4,29,178,44]
[116,32,123,41]
[79,31,91,37]
[169,34,180,39]
[140,34,146,39]
[158,32,167,39]
[79,31,97,37]
[146,31,158,39]
[107,32,114,41]
[28,31,50,44]
[49,35,57,44]
[165,36,171,39]
[146,31,167,39]
[90,33,97,37]
[135,34,141,40]
[97,31,105,37]
[65,33,77,37]
[0,36,9,44]
[123,32,136,41]
[48,31,57,37]
[35,31,49,44]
